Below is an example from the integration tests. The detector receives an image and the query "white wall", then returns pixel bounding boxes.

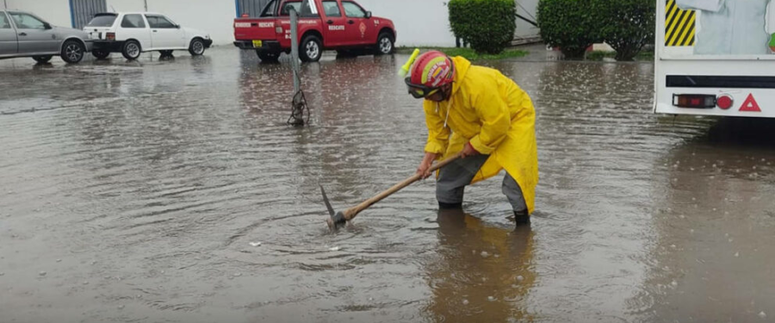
[357,0,456,47]
[6,0,72,28]
[357,0,541,47]
[515,0,540,39]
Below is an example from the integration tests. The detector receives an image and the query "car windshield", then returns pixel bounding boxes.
[86,15,117,27]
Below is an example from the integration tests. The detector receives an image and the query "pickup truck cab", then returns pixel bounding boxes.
[233,0,396,62]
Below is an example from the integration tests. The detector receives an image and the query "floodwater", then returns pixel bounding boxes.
[1,48,774,323]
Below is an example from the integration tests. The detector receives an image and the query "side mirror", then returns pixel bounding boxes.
[365,11,372,19]
[43,22,52,30]
[175,24,180,29]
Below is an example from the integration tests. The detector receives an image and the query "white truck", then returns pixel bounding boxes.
[655,0,775,118]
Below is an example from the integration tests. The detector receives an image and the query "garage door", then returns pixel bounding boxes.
[70,0,107,29]
[237,0,273,17]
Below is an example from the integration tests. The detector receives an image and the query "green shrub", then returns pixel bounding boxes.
[449,0,517,55]
[537,0,598,59]
[592,0,655,61]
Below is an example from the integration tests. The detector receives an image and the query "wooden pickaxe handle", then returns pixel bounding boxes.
[341,152,463,221]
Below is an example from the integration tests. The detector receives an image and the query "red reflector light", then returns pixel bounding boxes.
[106,32,116,41]
[672,94,716,109]
[716,95,733,110]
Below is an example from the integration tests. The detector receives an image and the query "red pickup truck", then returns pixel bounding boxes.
[233,0,396,62]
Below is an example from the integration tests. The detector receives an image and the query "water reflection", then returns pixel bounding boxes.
[636,118,775,322]
[425,209,535,322]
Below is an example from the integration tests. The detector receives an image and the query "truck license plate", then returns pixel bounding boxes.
[252,40,263,48]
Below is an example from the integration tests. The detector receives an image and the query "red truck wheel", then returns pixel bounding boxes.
[300,35,322,62]
[375,32,394,55]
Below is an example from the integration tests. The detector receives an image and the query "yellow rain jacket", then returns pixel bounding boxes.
[423,57,538,213]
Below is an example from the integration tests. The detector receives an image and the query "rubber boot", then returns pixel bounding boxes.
[514,210,530,227]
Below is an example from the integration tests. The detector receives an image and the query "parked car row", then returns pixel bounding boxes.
[2,0,395,65]
[0,10,211,64]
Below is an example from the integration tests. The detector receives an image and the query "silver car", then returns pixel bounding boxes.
[0,10,93,64]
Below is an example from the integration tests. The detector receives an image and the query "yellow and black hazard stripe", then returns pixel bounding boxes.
[665,0,696,46]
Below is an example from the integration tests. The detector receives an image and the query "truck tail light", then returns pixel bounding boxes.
[106,32,116,41]
[672,94,716,109]
[276,26,283,34]
[716,95,733,110]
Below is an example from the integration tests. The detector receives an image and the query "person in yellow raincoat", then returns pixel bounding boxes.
[405,50,538,227]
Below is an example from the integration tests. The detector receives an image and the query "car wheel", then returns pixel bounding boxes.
[122,40,142,60]
[299,35,322,62]
[92,49,110,59]
[61,40,85,63]
[257,50,280,62]
[159,50,174,57]
[375,32,394,55]
[188,38,205,56]
[32,55,53,64]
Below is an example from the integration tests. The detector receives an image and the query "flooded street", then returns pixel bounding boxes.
[2,48,774,323]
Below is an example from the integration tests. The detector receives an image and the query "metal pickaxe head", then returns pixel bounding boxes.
[320,185,347,231]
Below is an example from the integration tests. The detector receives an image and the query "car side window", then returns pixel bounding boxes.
[146,15,176,29]
[0,13,11,29]
[121,14,146,28]
[342,2,366,18]
[9,12,46,29]
[322,1,341,17]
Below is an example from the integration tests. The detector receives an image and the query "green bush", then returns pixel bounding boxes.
[537,0,598,59]
[449,0,517,55]
[592,0,655,61]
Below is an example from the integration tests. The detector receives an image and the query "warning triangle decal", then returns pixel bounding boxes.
[740,94,761,112]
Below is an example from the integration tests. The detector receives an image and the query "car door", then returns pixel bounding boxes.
[119,14,151,50]
[320,0,347,47]
[8,12,59,54]
[0,12,18,55]
[341,1,372,45]
[145,14,185,49]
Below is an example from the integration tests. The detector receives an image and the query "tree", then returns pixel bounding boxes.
[593,0,655,61]
[537,0,599,59]
[449,0,517,54]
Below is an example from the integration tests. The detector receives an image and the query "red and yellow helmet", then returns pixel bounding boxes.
[405,51,455,99]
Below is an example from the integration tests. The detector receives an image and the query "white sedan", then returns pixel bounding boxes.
[84,12,212,60]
